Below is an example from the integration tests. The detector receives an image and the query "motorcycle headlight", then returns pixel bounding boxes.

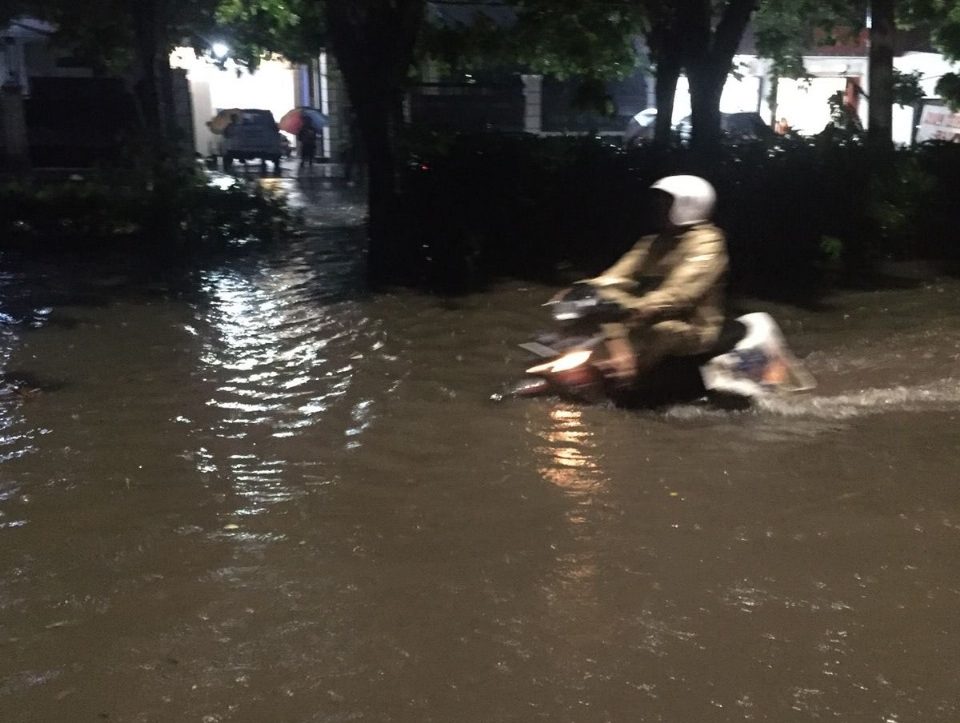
[527,350,592,375]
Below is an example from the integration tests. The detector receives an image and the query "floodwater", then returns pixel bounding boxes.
[1,177,959,722]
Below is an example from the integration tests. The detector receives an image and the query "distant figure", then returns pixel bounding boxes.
[297,119,317,170]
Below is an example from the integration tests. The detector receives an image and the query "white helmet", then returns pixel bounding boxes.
[650,175,716,226]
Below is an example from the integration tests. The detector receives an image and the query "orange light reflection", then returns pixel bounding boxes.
[535,405,606,502]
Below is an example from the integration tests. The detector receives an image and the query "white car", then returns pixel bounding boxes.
[623,108,658,148]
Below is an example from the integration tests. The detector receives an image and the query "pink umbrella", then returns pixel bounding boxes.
[278,108,329,135]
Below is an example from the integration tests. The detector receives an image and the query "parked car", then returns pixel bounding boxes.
[218,109,283,170]
[623,108,658,148]
[625,110,775,146]
[674,112,775,143]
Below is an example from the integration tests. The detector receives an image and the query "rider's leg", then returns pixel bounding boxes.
[632,320,705,375]
[600,322,637,382]
[600,320,707,384]
[598,320,703,383]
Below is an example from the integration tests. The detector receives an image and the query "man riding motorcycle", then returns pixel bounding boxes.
[586,175,728,383]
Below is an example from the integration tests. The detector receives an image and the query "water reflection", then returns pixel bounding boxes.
[0,303,37,471]
[180,179,375,515]
[533,405,608,599]
[535,406,605,510]
[200,268,358,440]
[1,189,960,720]
[197,269,345,511]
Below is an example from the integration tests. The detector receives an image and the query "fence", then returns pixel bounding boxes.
[407,80,525,133]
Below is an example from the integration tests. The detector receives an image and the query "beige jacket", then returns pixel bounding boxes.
[590,223,728,348]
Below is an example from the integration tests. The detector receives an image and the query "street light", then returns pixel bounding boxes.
[212,41,230,60]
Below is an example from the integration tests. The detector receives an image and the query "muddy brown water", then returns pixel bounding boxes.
[1,178,959,722]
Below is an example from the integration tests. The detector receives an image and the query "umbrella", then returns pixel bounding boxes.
[207,108,244,135]
[278,107,329,135]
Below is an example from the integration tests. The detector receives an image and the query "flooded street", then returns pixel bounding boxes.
[1,178,959,722]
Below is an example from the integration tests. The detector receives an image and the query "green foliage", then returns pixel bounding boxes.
[939,17,960,60]
[754,0,958,104]
[909,141,960,265]
[4,0,223,71]
[419,5,516,73]
[899,0,960,60]
[827,90,865,135]
[936,72,960,109]
[214,0,326,67]
[419,0,643,81]
[867,153,936,256]
[392,133,960,294]
[0,173,297,251]
[892,69,925,107]
[509,0,644,80]
[3,0,324,75]
[754,0,864,79]
[819,236,844,268]
[3,0,134,73]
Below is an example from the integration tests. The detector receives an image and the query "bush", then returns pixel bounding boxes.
[393,132,960,296]
[911,142,960,264]
[0,170,297,255]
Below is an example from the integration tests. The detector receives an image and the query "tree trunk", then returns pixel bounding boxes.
[767,73,779,126]
[1,82,31,172]
[678,0,757,154]
[687,63,726,151]
[130,0,168,139]
[868,0,895,150]
[356,93,400,282]
[653,53,681,145]
[324,0,426,285]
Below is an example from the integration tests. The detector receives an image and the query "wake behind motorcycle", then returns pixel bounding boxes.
[499,284,815,408]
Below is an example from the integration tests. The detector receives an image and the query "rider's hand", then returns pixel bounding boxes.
[597,336,638,383]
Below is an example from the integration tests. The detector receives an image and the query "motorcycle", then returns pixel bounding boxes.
[499,283,815,408]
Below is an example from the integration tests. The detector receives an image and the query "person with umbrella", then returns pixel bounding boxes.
[297,117,317,170]
[278,108,328,172]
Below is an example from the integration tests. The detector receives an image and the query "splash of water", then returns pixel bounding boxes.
[757,378,960,419]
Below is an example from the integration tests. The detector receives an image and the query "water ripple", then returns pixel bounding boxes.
[758,378,960,419]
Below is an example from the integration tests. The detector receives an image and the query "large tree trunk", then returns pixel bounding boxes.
[868,0,895,150]
[679,0,757,153]
[355,92,400,282]
[645,10,683,146]
[687,62,726,150]
[653,53,681,145]
[324,0,426,285]
[130,0,171,141]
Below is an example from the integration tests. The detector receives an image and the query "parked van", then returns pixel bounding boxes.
[219,109,283,170]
